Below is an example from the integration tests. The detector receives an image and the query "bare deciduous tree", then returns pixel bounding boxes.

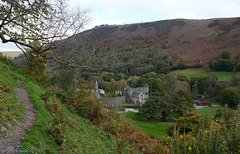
[0,0,91,66]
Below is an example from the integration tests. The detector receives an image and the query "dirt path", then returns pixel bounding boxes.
[0,86,38,153]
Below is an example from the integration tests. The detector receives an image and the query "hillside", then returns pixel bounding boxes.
[0,51,22,59]
[34,17,239,78]
[2,52,240,153]
[0,57,122,153]
[12,17,240,76]
[0,57,167,153]
[54,17,240,65]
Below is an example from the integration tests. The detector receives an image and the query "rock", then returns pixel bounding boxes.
[1,126,7,132]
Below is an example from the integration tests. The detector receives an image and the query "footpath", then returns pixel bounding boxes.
[0,85,38,153]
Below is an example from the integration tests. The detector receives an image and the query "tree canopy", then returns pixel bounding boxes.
[139,92,172,121]
[0,0,90,66]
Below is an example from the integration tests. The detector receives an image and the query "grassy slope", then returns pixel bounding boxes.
[170,68,238,81]
[124,112,172,138]
[0,58,25,127]
[22,81,118,153]
[0,57,118,153]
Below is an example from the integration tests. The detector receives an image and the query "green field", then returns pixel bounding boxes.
[196,107,222,117]
[170,68,239,81]
[124,112,172,138]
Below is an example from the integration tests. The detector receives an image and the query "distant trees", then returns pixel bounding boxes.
[209,50,240,72]
[102,72,115,82]
[172,90,194,116]
[189,74,240,109]
[175,59,187,70]
[236,62,240,72]
[155,61,170,74]
[190,76,208,95]
[139,73,194,121]
[140,92,172,121]
[220,87,240,109]
[222,50,231,59]
[211,59,235,72]
[48,68,76,91]
[127,76,140,88]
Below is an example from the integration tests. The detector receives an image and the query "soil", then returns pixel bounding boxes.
[0,85,38,153]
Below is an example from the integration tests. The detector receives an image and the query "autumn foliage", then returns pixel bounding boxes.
[65,83,169,153]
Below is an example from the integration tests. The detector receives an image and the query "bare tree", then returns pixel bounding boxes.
[0,0,91,66]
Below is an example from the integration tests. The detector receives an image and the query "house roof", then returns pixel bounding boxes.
[131,92,148,97]
[131,92,141,97]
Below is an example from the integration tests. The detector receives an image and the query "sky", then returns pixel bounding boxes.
[1,0,240,51]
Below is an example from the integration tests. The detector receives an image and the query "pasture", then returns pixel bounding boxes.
[196,107,222,117]
[170,68,238,81]
[123,112,172,137]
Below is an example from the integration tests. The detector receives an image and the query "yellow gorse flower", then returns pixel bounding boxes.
[180,135,183,138]
[188,146,192,150]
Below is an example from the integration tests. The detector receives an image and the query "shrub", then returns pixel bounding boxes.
[44,98,68,145]
[65,83,169,153]
[211,59,235,72]
[221,50,231,59]
[219,87,240,109]
[169,105,240,153]
[167,109,202,136]
[66,89,102,123]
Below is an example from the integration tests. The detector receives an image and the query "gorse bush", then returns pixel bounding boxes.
[42,94,68,145]
[167,109,203,136]
[169,105,240,153]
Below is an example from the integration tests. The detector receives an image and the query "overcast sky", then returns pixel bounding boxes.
[1,0,240,51]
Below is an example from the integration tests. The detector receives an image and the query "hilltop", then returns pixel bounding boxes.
[0,51,22,59]
[13,17,240,75]
[54,17,240,66]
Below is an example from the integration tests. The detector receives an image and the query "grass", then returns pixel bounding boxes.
[0,57,25,127]
[170,68,238,81]
[124,112,172,138]
[21,77,119,153]
[196,107,223,117]
[210,102,220,105]
[0,57,119,153]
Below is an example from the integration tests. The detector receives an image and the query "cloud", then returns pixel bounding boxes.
[69,0,240,27]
